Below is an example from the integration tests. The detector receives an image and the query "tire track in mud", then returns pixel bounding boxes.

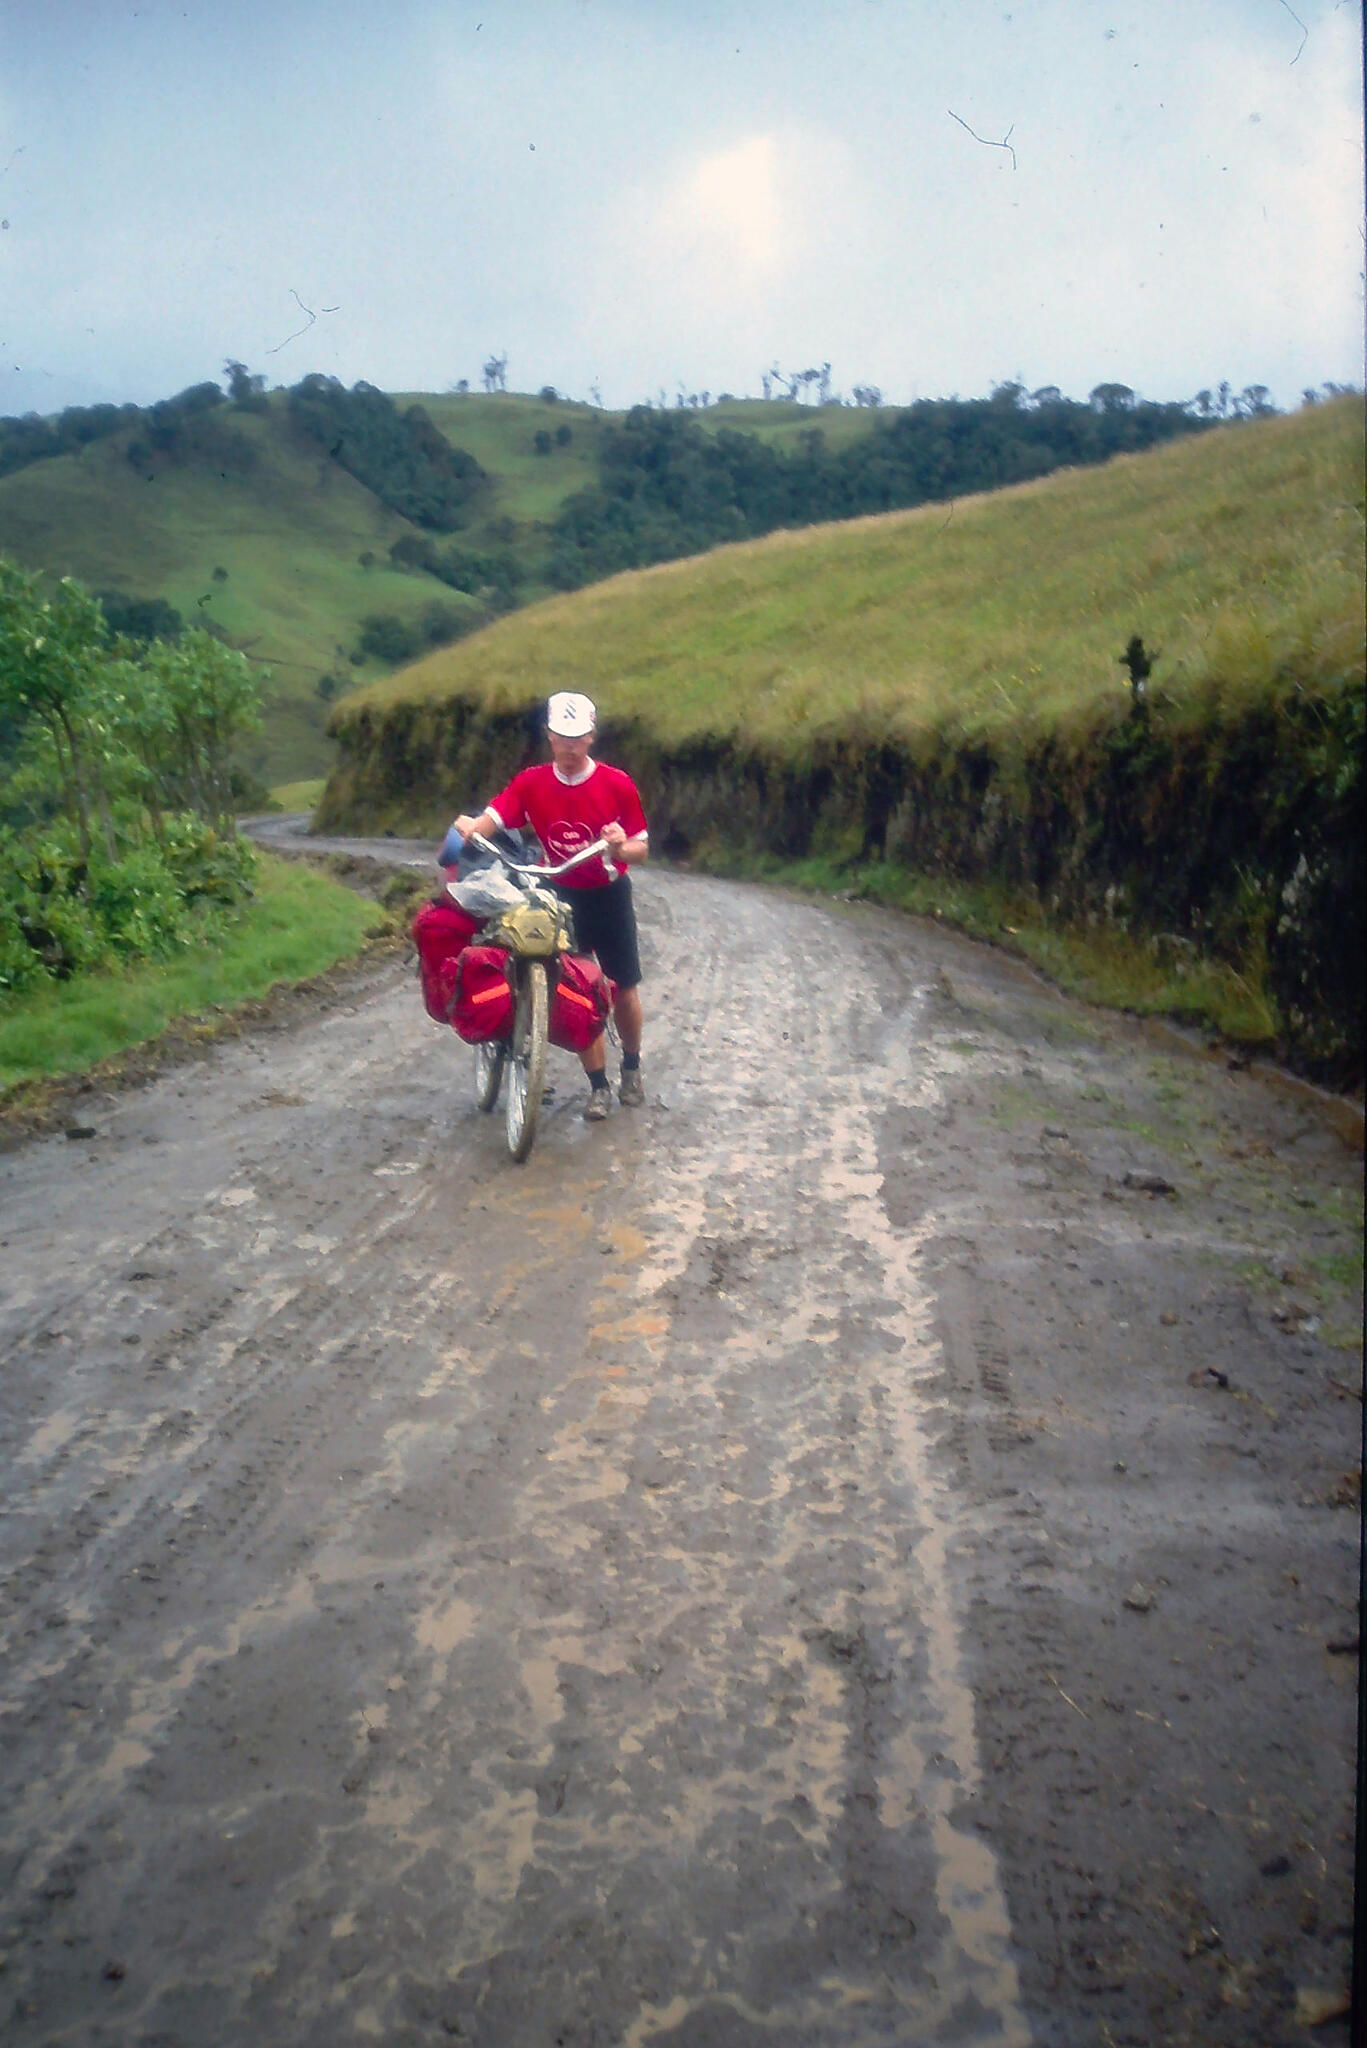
[483,878,1031,2048]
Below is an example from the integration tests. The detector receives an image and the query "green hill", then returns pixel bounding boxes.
[0,376,1213,786]
[0,398,512,785]
[0,387,782,781]
[320,398,1365,1078]
[331,399,1360,753]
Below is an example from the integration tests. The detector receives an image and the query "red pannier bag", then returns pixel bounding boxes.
[412,897,482,1024]
[549,952,617,1053]
[449,945,515,1044]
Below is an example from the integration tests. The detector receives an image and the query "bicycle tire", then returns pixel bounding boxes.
[473,1039,506,1112]
[505,962,548,1162]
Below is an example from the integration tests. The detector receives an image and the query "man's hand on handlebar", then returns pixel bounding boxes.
[601,821,648,865]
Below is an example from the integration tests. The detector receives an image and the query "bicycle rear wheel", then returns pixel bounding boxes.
[473,1040,506,1112]
[505,962,548,1162]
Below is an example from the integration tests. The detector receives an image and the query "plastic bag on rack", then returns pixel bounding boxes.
[447,865,524,920]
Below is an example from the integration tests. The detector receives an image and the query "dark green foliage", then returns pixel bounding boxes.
[95,589,185,644]
[0,401,143,481]
[227,763,275,812]
[1,555,261,845]
[353,602,475,669]
[545,389,1223,590]
[533,430,553,456]
[387,533,523,611]
[1119,635,1154,705]
[355,613,420,665]
[285,375,487,530]
[223,359,268,411]
[145,382,225,455]
[0,377,248,483]
[0,815,257,994]
[0,556,263,996]
[388,532,438,572]
[418,601,473,650]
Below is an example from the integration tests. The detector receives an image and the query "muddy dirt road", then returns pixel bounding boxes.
[0,847,1360,2047]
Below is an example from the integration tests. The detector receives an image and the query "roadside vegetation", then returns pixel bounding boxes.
[0,559,387,1091]
[0,853,385,1093]
[322,397,1365,1080]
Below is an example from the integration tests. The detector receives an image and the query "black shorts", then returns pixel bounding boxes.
[554,874,641,991]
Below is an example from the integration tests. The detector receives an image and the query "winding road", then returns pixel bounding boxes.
[0,837,1358,2046]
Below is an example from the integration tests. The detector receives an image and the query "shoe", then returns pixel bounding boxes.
[618,1069,645,1108]
[583,1087,611,1121]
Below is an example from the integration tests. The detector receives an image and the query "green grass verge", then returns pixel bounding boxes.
[701,847,1280,1049]
[0,853,386,1092]
[270,778,327,810]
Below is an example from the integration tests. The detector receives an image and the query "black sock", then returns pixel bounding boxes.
[590,1070,610,1091]
[622,1052,641,1072]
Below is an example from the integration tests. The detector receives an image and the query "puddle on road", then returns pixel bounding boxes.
[587,1308,670,1346]
[15,1406,88,1466]
[605,1222,651,1261]
[467,1780,538,1904]
[416,1596,477,1658]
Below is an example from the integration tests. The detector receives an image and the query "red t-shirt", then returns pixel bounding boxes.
[485,761,648,890]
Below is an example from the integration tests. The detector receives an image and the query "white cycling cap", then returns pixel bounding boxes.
[546,691,596,736]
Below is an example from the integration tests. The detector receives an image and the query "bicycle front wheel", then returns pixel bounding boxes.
[505,961,548,1162]
[474,1039,506,1112]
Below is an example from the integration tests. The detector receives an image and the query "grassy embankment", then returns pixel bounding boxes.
[0,854,387,1097]
[0,391,899,787]
[321,398,1365,1079]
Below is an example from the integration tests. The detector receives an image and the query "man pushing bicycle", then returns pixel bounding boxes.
[452,692,648,1121]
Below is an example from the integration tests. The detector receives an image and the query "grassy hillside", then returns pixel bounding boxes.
[0,384,977,784]
[321,399,1365,1078]
[0,389,637,783]
[338,399,1361,752]
[0,376,1214,785]
[391,391,610,525]
[0,403,487,783]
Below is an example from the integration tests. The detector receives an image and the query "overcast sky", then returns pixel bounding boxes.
[1,0,1362,418]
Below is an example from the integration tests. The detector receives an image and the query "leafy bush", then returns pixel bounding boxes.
[94,589,185,643]
[0,816,258,995]
[356,613,420,665]
[0,555,265,1000]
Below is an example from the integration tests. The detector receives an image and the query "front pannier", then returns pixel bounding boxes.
[549,952,617,1053]
[450,945,515,1044]
[413,898,483,1023]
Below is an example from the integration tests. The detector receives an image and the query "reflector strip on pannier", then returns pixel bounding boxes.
[469,984,508,1003]
[558,986,595,1010]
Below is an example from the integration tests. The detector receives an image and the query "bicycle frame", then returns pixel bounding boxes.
[458,833,612,1159]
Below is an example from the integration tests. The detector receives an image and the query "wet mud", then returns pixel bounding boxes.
[0,857,1359,2046]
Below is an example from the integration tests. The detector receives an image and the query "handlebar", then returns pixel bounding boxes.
[470,832,611,881]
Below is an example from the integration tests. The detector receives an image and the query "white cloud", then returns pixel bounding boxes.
[582,126,870,397]
[669,135,786,274]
